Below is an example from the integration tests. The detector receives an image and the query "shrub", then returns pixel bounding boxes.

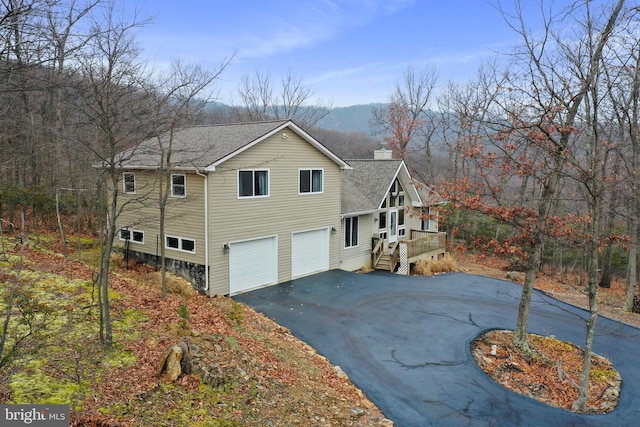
[413,254,458,276]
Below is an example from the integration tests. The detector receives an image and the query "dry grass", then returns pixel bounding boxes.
[413,253,458,276]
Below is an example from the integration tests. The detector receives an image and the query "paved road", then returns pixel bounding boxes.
[234,270,640,427]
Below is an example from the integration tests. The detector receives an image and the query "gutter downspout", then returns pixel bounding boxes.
[195,168,210,293]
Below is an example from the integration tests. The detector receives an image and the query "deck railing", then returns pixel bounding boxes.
[372,231,447,271]
[405,231,447,260]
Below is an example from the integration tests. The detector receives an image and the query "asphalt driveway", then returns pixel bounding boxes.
[234,270,640,427]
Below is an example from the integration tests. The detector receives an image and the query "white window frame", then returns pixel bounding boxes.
[165,235,196,254]
[344,216,359,248]
[171,173,186,198]
[398,208,406,237]
[123,172,136,194]
[299,168,324,194]
[238,169,270,198]
[422,206,431,231]
[119,228,144,244]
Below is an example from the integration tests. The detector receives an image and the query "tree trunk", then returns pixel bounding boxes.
[623,234,638,312]
[513,241,543,351]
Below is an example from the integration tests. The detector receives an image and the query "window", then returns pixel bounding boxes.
[299,169,323,194]
[165,235,196,253]
[119,228,144,243]
[171,174,186,197]
[398,209,406,237]
[238,169,269,198]
[379,212,386,230]
[421,206,432,231]
[345,216,359,248]
[166,236,179,249]
[123,173,136,194]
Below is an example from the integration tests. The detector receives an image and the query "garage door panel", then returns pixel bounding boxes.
[229,236,277,294]
[292,229,329,278]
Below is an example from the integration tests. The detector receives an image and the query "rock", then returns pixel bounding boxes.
[361,398,375,409]
[161,345,183,382]
[179,338,192,375]
[602,386,619,401]
[333,366,349,379]
[201,363,225,387]
[379,419,395,427]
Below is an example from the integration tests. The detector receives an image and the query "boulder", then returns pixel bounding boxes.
[158,345,183,382]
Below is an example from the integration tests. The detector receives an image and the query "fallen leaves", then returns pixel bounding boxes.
[472,330,621,414]
[8,243,389,426]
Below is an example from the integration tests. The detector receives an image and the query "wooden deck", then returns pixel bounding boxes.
[372,231,446,272]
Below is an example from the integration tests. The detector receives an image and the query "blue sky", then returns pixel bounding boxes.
[133,1,548,107]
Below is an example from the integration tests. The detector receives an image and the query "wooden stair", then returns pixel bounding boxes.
[375,252,392,271]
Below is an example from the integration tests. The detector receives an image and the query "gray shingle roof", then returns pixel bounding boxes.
[119,120,290,169]
[341,159,403,214]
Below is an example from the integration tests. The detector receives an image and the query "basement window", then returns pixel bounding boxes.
[119,228,144,243]
[165,235,196,254]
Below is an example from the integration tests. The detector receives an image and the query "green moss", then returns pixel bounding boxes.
[590,367,617,382]
[541,336,574,352]
[103,345,137,369]
[105,382,242,427]
[9,360,80,406]
[223,336,241,352]
[227,300,244,327]
[112,308,148,342]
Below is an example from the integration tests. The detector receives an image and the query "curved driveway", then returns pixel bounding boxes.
[234,270,640,427]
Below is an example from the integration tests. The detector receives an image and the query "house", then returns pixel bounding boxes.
[115,120,445,296]
[116,120,350,296]
[340,148,446,274]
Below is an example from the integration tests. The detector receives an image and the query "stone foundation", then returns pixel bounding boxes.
[125,249,207,294]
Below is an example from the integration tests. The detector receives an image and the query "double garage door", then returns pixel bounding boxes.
[229,229,329,295]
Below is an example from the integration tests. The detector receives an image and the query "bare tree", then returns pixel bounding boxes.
[237,68,331,129]
[74,0,153,347]
[151,57,232,299]
[372,65,439,183]
[44,0,100,256]
[605,16,640,312]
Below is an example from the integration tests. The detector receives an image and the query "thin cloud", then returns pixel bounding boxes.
[230,0,416,60]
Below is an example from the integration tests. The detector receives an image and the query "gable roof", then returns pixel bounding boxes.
[118,120,350,171]
[341,159,422,215]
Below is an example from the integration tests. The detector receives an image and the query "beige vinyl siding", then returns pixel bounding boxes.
[208,130,342,295]
[406,206,424,233]
[339,214,373,272]
[116,170,206,265]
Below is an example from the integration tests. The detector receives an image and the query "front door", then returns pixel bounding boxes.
[389,209,398,243]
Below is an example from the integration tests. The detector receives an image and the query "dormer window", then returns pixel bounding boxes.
[389,179,405,207]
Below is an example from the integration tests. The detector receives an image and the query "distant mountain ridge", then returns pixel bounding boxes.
[318,103,386,133]
[205,101,385,134]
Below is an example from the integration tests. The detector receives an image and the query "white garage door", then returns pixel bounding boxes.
[292,228,329,278]
[229,236,277,294]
